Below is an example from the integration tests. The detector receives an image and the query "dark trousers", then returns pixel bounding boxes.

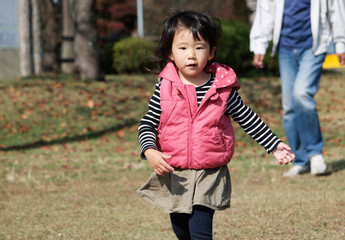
[170,205,215,240]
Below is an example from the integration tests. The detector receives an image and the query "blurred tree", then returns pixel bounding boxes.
[32,0,42,74]
[61,0,75,74]
[95,0,137,43]
[74,0,103,80]
[94,0,137,74]
[39,0,61,73]
[143,0,249,37]
[39,0,103,80]
[18,0,31,77]
[21,0,250,77]
[18,0,43,77]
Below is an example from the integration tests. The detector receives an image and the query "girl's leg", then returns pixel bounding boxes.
[170,205,215,240]
[189,205,214,240]
[170,212,191,240]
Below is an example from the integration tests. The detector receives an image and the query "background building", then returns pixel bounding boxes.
[0,0,20,80]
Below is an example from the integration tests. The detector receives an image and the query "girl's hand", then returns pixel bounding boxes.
[272,142,295,165]
[144,148,174,175]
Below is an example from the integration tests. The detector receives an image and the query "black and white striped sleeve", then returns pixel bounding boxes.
[227,89,282,153]
[138,83,162,159]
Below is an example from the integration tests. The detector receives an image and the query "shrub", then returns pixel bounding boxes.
[217,20,279,76]
[217,20,252,74]
[262,41,280,76]
[113,38,155,74]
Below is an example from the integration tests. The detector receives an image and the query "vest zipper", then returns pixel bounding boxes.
[184,85,194,168]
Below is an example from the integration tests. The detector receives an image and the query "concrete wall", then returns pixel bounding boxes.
[0,49,20,80]
[0,0,19,80]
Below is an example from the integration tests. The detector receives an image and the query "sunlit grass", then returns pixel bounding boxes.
[0,70,344,239]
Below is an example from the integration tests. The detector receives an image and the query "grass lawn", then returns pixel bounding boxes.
[0,70,345,239]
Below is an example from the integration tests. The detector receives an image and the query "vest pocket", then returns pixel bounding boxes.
[215,128,227,149]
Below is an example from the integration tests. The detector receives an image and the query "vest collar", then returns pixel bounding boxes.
[158,61,240,90]
[204,62,241,90]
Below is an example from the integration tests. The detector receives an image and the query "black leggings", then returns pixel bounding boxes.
[170,205,215,240]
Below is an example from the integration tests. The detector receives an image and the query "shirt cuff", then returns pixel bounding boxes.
[267,139,282,154]
[335,42,345,54]
[140,145,157,160]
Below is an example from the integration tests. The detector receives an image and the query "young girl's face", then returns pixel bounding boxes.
[169,28,215,84]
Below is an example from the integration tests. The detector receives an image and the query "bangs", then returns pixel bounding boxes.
[177,18,209,43]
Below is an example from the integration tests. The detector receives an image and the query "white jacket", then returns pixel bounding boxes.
[250,0,345,56]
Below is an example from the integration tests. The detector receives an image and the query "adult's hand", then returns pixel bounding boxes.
[337,53,345,65]
[253,54,265,69]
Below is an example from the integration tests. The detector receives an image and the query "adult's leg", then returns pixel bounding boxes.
[293,48,326,160]
[278,48,306,165]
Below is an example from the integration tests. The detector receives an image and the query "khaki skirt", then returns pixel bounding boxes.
[137,165,232,214]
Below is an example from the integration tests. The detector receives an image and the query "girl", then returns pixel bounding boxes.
[137,10,295,239]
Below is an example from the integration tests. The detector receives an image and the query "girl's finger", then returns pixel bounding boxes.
[161,153,171,159]
[160,159,174,172]
[162,164,174,173]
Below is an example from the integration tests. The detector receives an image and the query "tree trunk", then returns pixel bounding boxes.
[61,0,75,73]
[40,0,61,73]
[75,0,103,80]
[18,0,32,77]
[32,0,42,74]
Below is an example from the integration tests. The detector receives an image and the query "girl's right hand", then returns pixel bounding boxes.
[144,148,174,176]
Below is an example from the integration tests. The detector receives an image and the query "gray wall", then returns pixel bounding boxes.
[0,0,20,80]
[0,49,20,80]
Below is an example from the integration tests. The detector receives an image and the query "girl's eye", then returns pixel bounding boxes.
[196,47,203,50]
[180,47,186,50]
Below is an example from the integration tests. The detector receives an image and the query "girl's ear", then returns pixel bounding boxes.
[169,53,174,61]
[208,47,216,60]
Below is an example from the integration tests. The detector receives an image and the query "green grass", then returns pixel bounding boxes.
[0,74,155,149]
[0,70,345,239]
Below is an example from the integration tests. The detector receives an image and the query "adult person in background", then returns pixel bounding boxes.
[250,0,345,177]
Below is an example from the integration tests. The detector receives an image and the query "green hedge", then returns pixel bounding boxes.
[113,38,155,74]
[217,20,252,74]
[111,21,279,76]
[217,20,279,76]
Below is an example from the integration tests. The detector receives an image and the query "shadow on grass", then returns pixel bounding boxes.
[0,119,138,152]
[328,159,345,173]
[312,159,345,177]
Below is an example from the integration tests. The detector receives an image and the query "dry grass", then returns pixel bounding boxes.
[0,69,345,239]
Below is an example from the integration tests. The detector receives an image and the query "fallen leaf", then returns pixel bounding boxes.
[117,129,125,138]
[88,99,94,109]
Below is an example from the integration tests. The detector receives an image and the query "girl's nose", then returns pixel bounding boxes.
[188,50,196,58]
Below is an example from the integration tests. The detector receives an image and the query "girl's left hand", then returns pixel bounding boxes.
[272,142,295,165]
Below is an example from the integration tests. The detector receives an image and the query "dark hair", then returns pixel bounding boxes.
[155,10,222,71]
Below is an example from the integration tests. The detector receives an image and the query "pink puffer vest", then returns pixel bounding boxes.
[157,62,241,169]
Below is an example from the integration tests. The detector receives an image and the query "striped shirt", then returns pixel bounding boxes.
[138,74,281,159]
